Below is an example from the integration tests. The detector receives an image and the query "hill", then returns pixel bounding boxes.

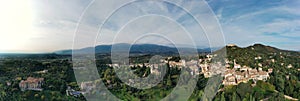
[214,44,300,101]
[224,43,300,68]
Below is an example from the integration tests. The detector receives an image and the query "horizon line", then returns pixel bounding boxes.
[0,43,299,54]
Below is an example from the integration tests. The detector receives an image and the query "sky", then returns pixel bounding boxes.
[0,0,299,53]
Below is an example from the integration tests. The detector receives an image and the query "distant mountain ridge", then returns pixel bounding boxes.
[54,43,213,55]
[54,43,300,56]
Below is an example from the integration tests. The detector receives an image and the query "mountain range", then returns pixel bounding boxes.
[1,43,298,59]
[54,43,300,55]
[54,43,215,55]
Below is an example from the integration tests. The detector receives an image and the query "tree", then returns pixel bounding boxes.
[249,94,255,101]
[0,84,7,100]
[275,75,285,92]
[167,76,172,87]
[220,92,226,101]
[269,92,285,101]
[284,81,294,96]
[232,92,237,101]
[236,83,252,98]
[41,95,45,100]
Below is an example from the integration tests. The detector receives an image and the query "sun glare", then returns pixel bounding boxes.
[0,0,34,53]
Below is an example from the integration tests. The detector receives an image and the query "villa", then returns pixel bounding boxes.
[19,77,44,91]
[81,81,96,94]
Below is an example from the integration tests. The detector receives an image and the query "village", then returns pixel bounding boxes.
[16,54,276,97]
[107,54,273,86]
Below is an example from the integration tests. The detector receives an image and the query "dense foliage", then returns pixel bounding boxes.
[0,44,299,100]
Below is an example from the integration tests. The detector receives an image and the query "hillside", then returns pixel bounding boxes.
[225,43,300,68]
[213,44,300,101]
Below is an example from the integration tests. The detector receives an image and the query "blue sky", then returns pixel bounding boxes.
[0,0,299,53]
[208,0,300,50]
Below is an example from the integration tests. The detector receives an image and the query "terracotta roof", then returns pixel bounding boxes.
[226,75,236,82]
[258,71,268,75]
[23,77,44,83]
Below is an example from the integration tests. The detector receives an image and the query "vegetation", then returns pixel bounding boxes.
[0,44,299,100]
[213,44,300,101]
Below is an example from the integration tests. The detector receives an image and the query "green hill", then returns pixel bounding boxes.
[214,44,300,101]
[224,43,300,69]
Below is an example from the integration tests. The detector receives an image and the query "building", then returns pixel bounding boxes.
[150,64,160,75]
[224,69,235,78]
[287,64,293,68]
[66,86,82,97]
[19,77,44,91]
[268,68,273,73]
[227,44,237,47]
[233,60,241,69]
[35,70,48,74]
[222,65,271,86]
[81,81,96,94]
[256,71,269,81]
[223,75,237,85]
[6,81,11,86]
[189,65,200,76]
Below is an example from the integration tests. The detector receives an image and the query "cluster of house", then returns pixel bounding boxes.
[224,56,273,85]
[19,77,44,91]
[105,54,274,86]
[202,58,272,86]
[222,66,272,86]
[66,81,96,97]
[200,61,225,78]
[105,55,217,76]
[107,57,201,76]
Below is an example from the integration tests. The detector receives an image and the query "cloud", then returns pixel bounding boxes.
[207,0,300,50]
[4,0,299,52]
[259,19,300,37]
[92,0,223,48]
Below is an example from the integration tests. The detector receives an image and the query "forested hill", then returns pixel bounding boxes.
[213,44,300,101]
[224,43,300,68]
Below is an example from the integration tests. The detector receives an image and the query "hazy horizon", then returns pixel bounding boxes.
[0,42,298,54]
